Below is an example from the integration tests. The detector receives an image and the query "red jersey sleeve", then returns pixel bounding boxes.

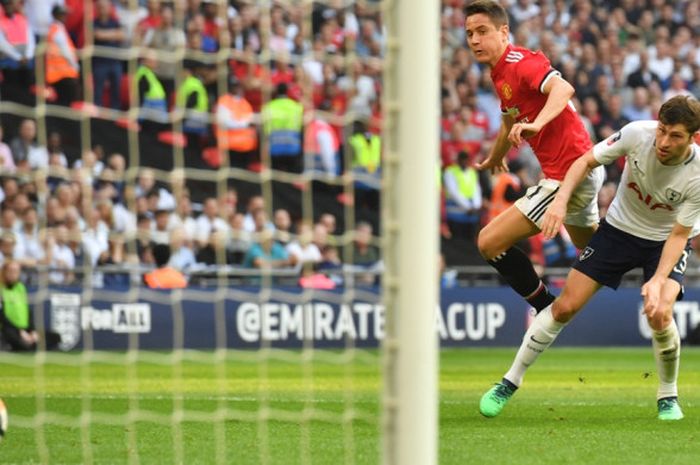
[516,51,556,94]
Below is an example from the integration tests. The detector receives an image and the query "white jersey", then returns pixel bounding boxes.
[593,120,700,241]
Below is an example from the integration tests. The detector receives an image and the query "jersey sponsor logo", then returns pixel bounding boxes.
[607,131,622,146]
[627,182,674,211]
[579,246,594,261]
[502,83,513,100]
[665,188,682,203]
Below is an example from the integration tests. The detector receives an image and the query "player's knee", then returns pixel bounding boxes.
[477,229,499,260]
[647,308,673,331]
[552,298,579,323]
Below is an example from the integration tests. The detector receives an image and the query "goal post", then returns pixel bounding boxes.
[381,0,440,464]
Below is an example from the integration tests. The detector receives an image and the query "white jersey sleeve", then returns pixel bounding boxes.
[592,120,657,166]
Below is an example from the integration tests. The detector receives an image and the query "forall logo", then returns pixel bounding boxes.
[627,182,674,211]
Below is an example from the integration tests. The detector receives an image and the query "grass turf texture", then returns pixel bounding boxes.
[1,348,699,464]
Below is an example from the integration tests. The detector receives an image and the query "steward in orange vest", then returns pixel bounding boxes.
[486,158,529,224]
[215,77,258,156]
[45,5,79,106]
[143,244,187,289]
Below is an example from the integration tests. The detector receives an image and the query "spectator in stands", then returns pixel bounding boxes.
[227,212,252,265]
[150,209,171,245]
[45,4,79,106]
[0,260,60,351]
[135,0,162,43]
[93,0,125,109]
[194,197,229,249]
[46,224,75,284]
[14,206,42,267]
[443,150,482,241]
[350,221,379,285]
[9,119,48,172]
[142,4,185,96]
[626,50,661,89]
[168,227,196,270]
[0,231,18,265]
[262,82,304,172]
[134,50,168,125]
[623,87,654,122]
[0,125,16,173]
[214,76,258,169]
[143,243,187,289]
[243,228,291,270]
[273,208,292,246]
[168,195,196,240]
[82,209,109,268]
[0,0,35,105]
[114,0,147,45]
[303,105,340,177]
[286,221,322,268]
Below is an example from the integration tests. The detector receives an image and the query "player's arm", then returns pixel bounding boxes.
[509,76,575,146]
[540,149,599,239]
[641,222,693,319]
[475,114,515,174]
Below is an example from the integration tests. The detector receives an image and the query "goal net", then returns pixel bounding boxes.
[0,0,437,464]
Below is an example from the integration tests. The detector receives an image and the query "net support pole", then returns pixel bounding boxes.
[382,0,439,464]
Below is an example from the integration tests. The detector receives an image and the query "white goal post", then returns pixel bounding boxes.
[381,0,440,464]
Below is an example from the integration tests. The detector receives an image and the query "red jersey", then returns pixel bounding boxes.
[491,44,592,180]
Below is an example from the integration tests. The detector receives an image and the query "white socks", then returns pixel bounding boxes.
[652,320,680,400]
[504,305,567,386]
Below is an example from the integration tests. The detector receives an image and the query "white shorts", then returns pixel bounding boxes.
[515,165,605,229]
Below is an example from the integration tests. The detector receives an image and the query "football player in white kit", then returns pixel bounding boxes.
[479,95,700,420]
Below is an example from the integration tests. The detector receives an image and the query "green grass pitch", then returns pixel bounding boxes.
[1,347,699,464]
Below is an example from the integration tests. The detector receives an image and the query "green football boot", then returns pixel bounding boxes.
[479,380,517,418]
[657,397,684,421]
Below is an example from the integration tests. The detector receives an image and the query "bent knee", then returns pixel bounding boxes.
[647,311,673,332]
[477,228,507,260]
[552,299,579,323]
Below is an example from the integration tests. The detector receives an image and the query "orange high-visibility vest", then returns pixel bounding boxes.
[143,267,187,289]
[45,22,78,84]
[487,172,520,223]
[215,94,258,152]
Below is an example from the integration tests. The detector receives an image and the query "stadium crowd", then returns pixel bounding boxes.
[1,0,700,287]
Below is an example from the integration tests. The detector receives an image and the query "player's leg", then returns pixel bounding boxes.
[563,164,605,249]
[478,195,554,313]
[646,245,691,420]
[563,224,597,250]
[651,279,683,420]
[479,268,602,417]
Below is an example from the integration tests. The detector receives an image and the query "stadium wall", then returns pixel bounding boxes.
[40,287,700,350]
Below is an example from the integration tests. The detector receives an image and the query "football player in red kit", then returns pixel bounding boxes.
[465,0,604,313]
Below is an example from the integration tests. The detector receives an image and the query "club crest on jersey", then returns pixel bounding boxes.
[502,83,513,100]
[607,131,622,146]
[665,188,682,203]
[579,246,594,261]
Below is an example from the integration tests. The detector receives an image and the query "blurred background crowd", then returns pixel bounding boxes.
[1,0,700,288]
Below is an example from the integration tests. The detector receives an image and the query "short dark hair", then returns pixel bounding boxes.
[152,244,171,268]
[464,0,509,27]
[658,96,700,135]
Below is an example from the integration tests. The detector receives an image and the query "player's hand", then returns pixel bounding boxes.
[541,197,566,239]
[474,156,508,174]
[641,276,666,319]
[508,122,540,146]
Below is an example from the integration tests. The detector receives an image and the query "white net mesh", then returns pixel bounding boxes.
[0,0,393,463]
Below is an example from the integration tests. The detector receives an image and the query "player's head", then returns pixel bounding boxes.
[464,0,510,67]
[655,96,700,164]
